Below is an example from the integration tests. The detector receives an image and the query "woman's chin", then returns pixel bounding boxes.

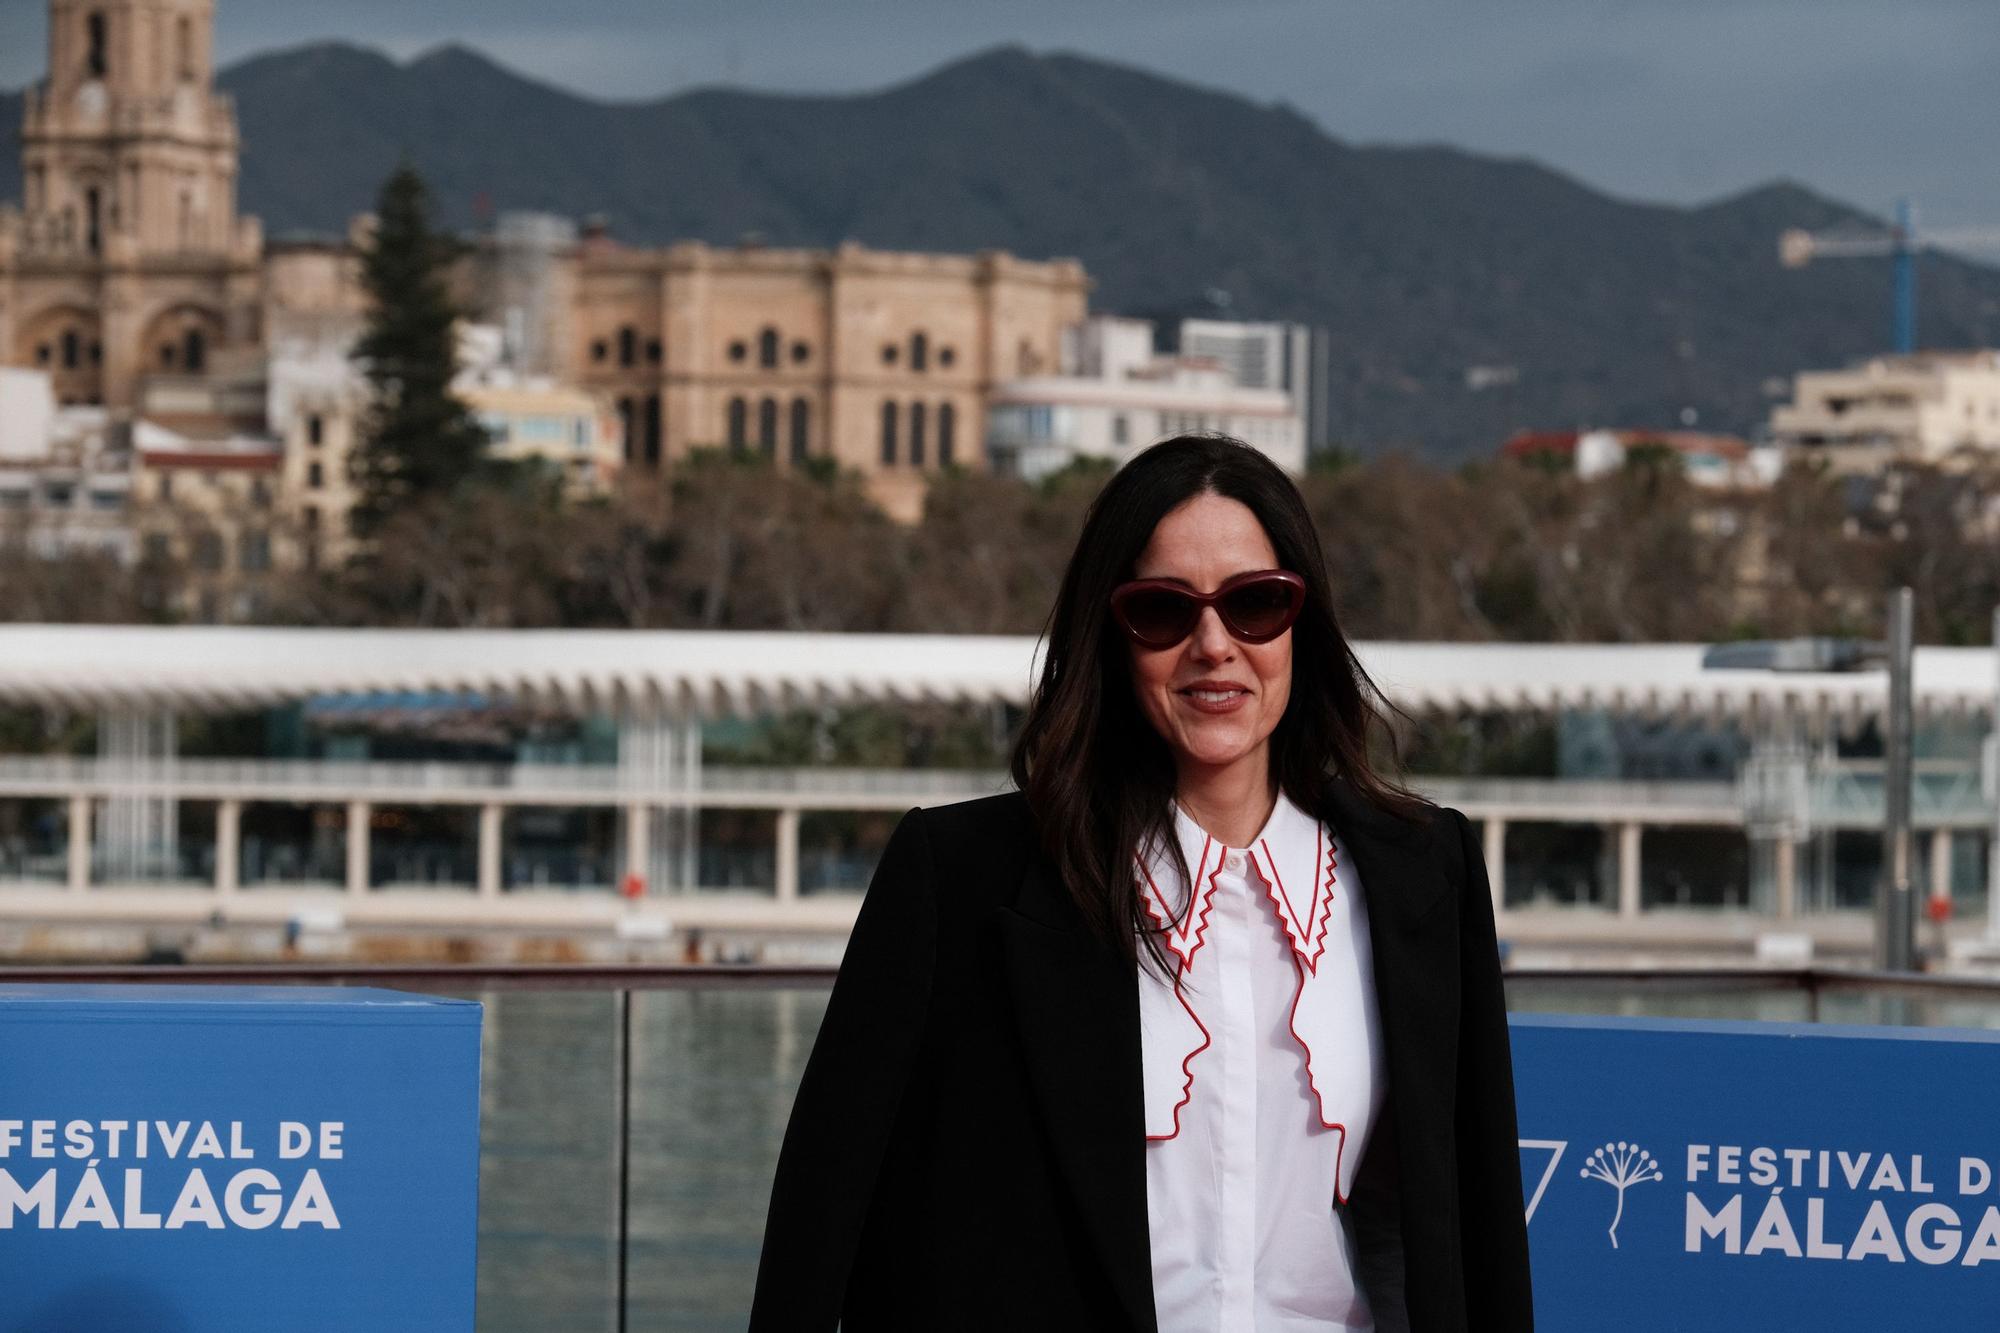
[1171,736,1262,776]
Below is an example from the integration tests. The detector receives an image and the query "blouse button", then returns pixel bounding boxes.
[1223,851,1244,872]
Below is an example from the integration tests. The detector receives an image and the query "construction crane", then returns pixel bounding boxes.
[1779,197,2000,353]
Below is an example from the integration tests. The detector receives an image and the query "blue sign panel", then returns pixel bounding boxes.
[1513,1013,2000,1329]
[0,985,481,1332]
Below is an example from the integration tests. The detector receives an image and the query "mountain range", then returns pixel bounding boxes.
[6,42,1999,459]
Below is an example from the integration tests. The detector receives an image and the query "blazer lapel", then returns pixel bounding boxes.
[995,858,1159,1333]
[1324,777,1462,1240]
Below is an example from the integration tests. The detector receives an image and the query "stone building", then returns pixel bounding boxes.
[562,236,1089,520]
[0,0,262,411]
[0,0,1094,531]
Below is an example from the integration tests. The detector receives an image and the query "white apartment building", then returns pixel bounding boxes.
[0,367,132,559]
[1179,317,1327,445]
[986,316,1307,481]
[1768,351,2000,474]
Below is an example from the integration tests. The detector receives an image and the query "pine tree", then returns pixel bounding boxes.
[348,164,489,536]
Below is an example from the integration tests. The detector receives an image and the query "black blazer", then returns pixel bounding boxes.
[749,779,1532,1331]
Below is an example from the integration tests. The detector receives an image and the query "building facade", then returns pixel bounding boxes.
[0,0,263,411]
[560,236,1088,521]
[1769,352,2000,475]
[1178,317,1328,452]
[0,368,130,558]
[987,315,1305,480]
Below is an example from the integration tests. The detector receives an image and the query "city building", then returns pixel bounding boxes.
[1501,428,1776,488]
[458,319,625,492]
[562,234,1087,521]
[0,0,263,411]
[0,2,1094,529]
[1178,317,1329,451]
[986,316,1306,481]
[264,295,366,573]
[0,367,130,558]
[128,419,286,621]
[1768,351,2000,474]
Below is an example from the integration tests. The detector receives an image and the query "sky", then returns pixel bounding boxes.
[4,0,1998,229]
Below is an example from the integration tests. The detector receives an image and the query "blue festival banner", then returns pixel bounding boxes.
[0,985,481,1332]
[1513,1013,2000,1329]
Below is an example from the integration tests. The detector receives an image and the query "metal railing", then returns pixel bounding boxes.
[0,757,1012,808]
[4,760,1995,828]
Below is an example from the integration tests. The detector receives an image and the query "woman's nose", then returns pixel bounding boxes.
[1187,607,1233,660]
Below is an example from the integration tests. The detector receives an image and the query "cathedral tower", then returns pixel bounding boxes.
[1,0,262,408]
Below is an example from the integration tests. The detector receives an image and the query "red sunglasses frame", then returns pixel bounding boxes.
[1109,569,1307,650]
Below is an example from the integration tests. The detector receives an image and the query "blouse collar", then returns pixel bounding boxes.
[1137,787,1341,975]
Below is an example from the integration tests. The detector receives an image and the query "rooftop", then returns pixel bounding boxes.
[0,627,1991,727]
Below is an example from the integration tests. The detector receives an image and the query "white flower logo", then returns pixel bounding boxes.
[1579,1140,1663,1249]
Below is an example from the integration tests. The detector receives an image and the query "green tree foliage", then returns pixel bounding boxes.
[348,164,490,537]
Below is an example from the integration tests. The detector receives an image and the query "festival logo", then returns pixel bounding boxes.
[1579,1140,1665,1248]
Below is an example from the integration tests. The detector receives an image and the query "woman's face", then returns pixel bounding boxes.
[1126,492,1293,785]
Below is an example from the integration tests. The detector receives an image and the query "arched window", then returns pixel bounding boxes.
[618,327,638,368]
[86,12,108,79]
[789,398,810,464]
[879,400,898,466]
[61,330,80,370]
[758,398,779,456]
[939,403,957,467]
[644,395,662,466]
[618,397,637,461]
[176,17,195,82]
[85,188,101,255]
[910,332,928,373]
[759,328,780,370]
[727,397,748,452]
[183,328,207,375]
[909,402,927,467]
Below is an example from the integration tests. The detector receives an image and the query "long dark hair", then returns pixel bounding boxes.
[1009,434,1429,979]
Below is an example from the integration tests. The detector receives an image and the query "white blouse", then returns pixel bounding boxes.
[1135,790,1387,1332]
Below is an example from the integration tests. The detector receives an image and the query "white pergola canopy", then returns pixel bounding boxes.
[0,626,1991,728]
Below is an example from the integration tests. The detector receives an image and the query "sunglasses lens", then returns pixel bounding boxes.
[1221,579,1298,640]
[1119,588,1200,646]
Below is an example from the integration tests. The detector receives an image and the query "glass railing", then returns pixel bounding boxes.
[6,962,1999,1331]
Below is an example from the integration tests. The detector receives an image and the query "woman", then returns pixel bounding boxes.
[750,435,1532,1331]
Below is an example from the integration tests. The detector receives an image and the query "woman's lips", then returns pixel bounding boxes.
[1178,686,1250,714]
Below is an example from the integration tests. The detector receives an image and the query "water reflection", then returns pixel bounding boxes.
[470,988,824,1333]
